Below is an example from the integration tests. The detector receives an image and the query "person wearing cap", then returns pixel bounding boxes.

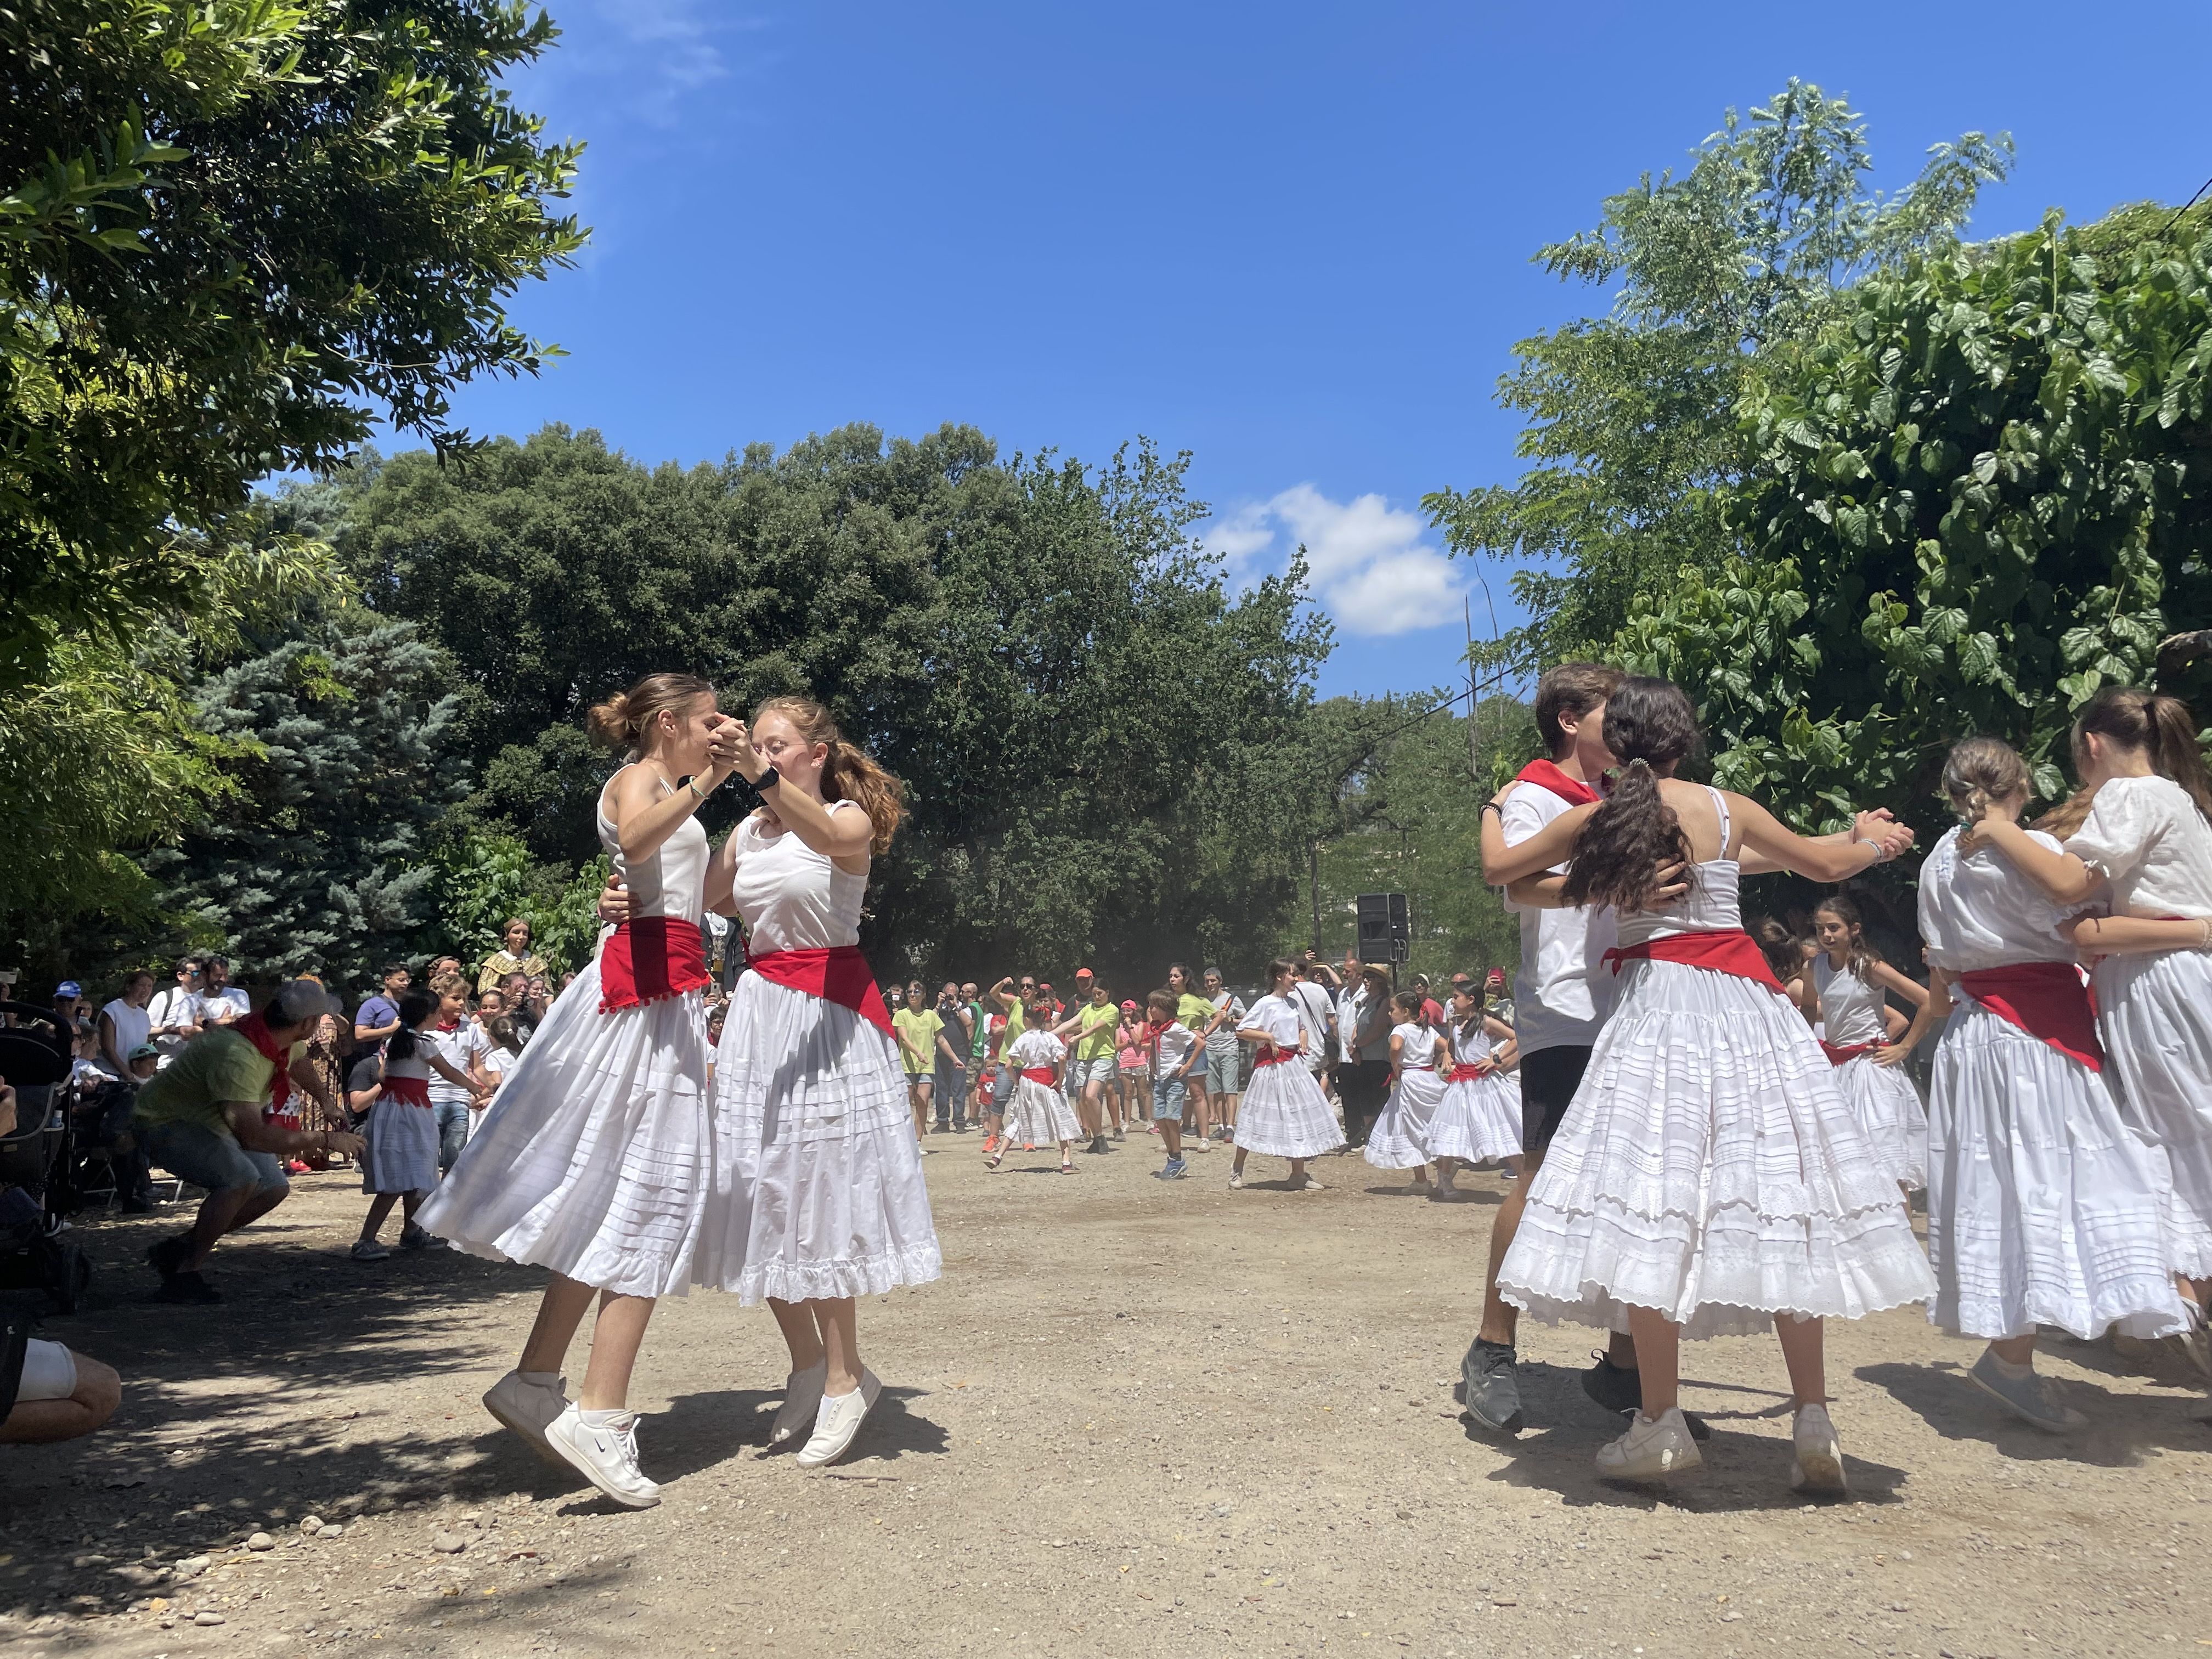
[131,979,365,1304]
[1115,997,1150,1127]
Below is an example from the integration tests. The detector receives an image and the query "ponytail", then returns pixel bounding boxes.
[386,992,437,1064]
[753,695,907,854]
[1559,676,1704,913]
[588,672,715,756]
[2147,695,2212,823]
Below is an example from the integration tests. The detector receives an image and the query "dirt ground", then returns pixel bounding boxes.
[5,1130,2210,1659]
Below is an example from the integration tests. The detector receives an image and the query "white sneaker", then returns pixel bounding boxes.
[349,1239,391,1261]
[483,1370,569,1467]
[1291,1173,1324,1192]
[1227,1171,1244,1190]
[1789,1402,1849,1496]
[543,1404,661,1508]
[795,1369,882,1468]
[1595,1408,1703,1481]
[770,1362,827,1446]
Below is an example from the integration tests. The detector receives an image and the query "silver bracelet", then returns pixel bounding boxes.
[1858,839,1885,863]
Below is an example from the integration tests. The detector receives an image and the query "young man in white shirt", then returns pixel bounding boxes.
[146,958,206,1066]
[1286,961,1336,1088]
[200,957,251,1025]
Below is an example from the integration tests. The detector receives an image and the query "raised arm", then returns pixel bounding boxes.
[607,728,738,867]
[1730,793,1912,883]
[1967,817,2104,907]
[1738,811,1901,875]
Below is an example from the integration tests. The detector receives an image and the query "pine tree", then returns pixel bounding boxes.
[145,619,466,986]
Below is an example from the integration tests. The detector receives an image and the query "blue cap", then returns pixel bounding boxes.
[54,980,82,998]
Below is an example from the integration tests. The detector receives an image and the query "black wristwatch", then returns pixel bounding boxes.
[752,765,780,792]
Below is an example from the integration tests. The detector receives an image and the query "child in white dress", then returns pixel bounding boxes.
[1363,992,1447,1189]
[1491,676,1931,1492]
[1802,893,1929,1192]
[1228,958,1344,1190]
[1426,981,1522,1195]
[353,993,481,1261]
[699,697,942,1469]
[994,1012,1081,1173]
[422,672,740,1509]
[1884,735,2197,1428]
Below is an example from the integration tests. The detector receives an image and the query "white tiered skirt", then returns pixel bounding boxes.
[1002,1077,1080,1147]
[1233,1061,1345,1160]
[2092,948,2212,1278]
[419,960,711,1299]
[1363,1068,1444,1170]
[696,970,941,1304]
[1928,999,2194,1340]
[1426,1069,1523,1166]
[1496,960,1936,1339]
[1832,1052,1929,1192]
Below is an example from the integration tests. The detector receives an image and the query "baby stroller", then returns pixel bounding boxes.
[0,1001,93,1312]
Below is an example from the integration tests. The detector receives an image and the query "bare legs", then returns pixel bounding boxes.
[1621,1306,1826,1420]
[520,1273,656,1410]
[357,1189,423,1245]
[0,1353,121,1444]
[770,1296,862,1396]
[181,1183,288,1271]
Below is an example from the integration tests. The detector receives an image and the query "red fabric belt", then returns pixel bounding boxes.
[1956,962,2104,1071]
[378,1075,432,1107]
[600,917,712,1013]
[1019,1065,1059,1084]
[1513,758,1601,807]
[744,945,896,1037]
[1445,1063,1491,1083]
[1251,1047,1300,1069]
[1603,928,1789,996]
[1820,1041,1875,1066]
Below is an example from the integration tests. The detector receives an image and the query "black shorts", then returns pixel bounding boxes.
[1520,1044,1592,1154]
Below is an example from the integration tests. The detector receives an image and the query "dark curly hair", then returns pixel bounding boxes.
[1559,677,1706,913]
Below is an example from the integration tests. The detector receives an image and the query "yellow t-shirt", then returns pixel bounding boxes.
[1177,992,1216,1034]
[1074,1001,1119,1062]
[893,1008,943,1076]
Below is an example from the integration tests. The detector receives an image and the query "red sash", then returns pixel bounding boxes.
[1956,963,2104,1071]
[1602,929,1790,996]
[1019,1065,1059,1085]
[235,1011,294,1111]
[1445,1063,1491,1083]
[1513,758,1601,807]
[744,945,895,1038]
[599,917,712,1013]
[1251,1047,1300,1069]
[378,1075,432,1108]
[1820,1041,1874,1066]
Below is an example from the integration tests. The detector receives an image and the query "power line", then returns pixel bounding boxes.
[2163,173,2212,236]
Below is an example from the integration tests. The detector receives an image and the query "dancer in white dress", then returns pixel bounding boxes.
[1957,690,2212,1356]
[1881,735,2198,1427]
[993,1012,1080,1172]
[1425,981,1522,1195]
[423,672,740,1509]
[1801,893,1930,1192]
[1363,993,1447,1189]
[353,993,481,1260]
[1228,958,1343,1190]
[1492,677,1930,1491]
[698,696,942,1469]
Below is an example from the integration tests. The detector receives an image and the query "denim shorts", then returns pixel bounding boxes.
[1153,1076,1188,1121]
[142,1119,288,1197]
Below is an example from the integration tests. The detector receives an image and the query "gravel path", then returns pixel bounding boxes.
[5,1131,2209,1658]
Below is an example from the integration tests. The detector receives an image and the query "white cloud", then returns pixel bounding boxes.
[1200,484,1463,637]
[537,1,768,131]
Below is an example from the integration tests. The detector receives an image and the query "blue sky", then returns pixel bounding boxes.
[439,1,2212,702]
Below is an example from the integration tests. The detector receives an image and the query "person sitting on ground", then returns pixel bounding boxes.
[131,979,364,1305]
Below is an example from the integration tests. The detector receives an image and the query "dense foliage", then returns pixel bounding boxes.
[1424,82,2011,677]
[1617,202,2212,833]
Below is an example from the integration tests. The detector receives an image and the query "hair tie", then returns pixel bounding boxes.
[1626,757,1651,770]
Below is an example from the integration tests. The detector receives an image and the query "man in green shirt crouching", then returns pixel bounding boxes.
[133,979,364,1304]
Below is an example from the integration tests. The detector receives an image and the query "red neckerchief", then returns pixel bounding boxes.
[235,1011,292,1110]
[1514,758,1601,807]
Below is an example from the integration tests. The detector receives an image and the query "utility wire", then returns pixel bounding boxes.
[2163,173,2212,236]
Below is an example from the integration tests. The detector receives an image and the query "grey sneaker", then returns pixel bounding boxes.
[1969,1348,2087,1432]
[1460,1337,1524,1435]
[1155,1158,1188,1181]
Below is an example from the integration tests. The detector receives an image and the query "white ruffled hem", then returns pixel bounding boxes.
[2094,948,2212,1277]
[1363,1070,1443,1169]
[1833,1054,1928,1192]
[1233,1064,1345,1160]
[1002,1079,1081,1146]
[1425,1073,1522,1165]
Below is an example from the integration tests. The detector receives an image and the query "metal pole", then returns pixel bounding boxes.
[1465,596,1480,783]
[1310,839,1322,955]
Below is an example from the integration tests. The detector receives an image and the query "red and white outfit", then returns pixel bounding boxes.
[698,801,941,1302]
[1919,824,2192,1340]
[1363,1022,1447,1171]
[1498,788,1935,1338]
[1425,1022,1522,1167]
[1232,994,1344,1160]
[1813,954,1928,1191]
[361,1047,439,1197]
[1001,1028,1080,1146]
[420,767,715,1298]
[2067,776,2212,1279]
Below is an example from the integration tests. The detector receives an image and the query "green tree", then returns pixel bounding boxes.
[1615,201,2212,836]
[1424,82,2011,676]
[143,618,468,986]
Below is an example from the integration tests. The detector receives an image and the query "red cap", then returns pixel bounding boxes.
[1075,967,1094,977]
[1119,998,1138,1011]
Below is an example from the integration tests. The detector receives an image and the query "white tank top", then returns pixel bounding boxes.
[1812,953,1886,1047]
[596,765,708,921]
[1449,1022,1495,1067]
[1616,786,1745,947]
[1393,1022,1437,1069]
[730,800,868,952]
